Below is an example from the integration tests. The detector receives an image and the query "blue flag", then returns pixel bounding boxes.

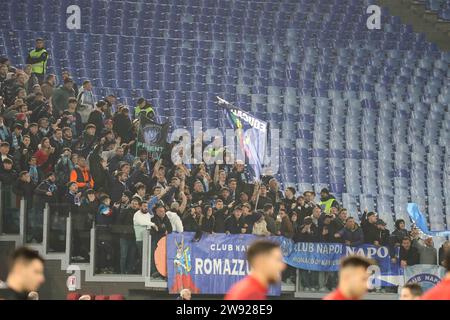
[221,99,267,181]
[167,232,281,295]
[407,203,450,237]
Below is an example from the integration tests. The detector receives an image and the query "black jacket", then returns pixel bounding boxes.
[362,221,379,245]
[13,180,36,201]
[183,214,202,232]
[113,207,136,240]
[213,208,228,233]
[294,222,319,242]
[0,168,18,185]
[79,198,99,228]
[377,229,390,246]
[201,216,215,233]
[151,214,173,241]
[399,246,420,266]
[319,223,335,242]
[87,109,104,136]
[224,215,245,234]
[88,144,111,193]
[107,155,124,174]
[110,178,127,203]
[113,112,133,143]
[34,179,58,203]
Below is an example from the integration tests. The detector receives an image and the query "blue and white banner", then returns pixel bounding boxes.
[221,98,267,181]
[167,232,281,295]
[407,203,450,237]
[403,264,446,292]
[280,239,402,286]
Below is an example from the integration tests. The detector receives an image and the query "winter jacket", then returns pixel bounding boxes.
[52,86,75,115]
[87,109,104,136]
[110,178,128,203]
[362,221,379,245]
[114,207,137,240]
[252,219,271,236]
[12,180,36,201]
[337,225,364,246]
[224,215,246,234]
[166,211,184,233]
[201,216,215,233]
[151,214,173,241]
[183,214,202,232]
[294,222,319,242]
[0,167,17,185]
[213,208,228,233]
[96,203,113,226]
[399,246,420,266]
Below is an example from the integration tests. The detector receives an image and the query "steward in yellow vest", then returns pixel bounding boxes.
[319,188,339,214]
[135,97,155,119]
[26,38,48,84]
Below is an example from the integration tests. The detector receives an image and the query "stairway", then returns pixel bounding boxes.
[0,190,165,299]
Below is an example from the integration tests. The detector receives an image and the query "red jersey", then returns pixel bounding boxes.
[323,289,354,300]
[421,278,450,300]
[225,275,267,300]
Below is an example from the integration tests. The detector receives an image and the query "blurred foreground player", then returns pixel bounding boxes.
[0,247,45,300]
[323,256,373,300]
[399,283,422,300]
[421,248,450,300]
[225,240,285,300]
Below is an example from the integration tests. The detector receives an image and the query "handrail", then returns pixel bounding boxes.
[144,229,168,288]
[65,211,72,264]
[19,198,26,246]
[42,203,50,254]
[0,182,3,234]
[88,225,96,278]
[142,228,150,278]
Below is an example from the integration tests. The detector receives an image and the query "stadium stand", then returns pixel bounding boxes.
[0,0,449,299]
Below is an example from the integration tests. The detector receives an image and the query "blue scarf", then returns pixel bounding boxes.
[29,165,38,184]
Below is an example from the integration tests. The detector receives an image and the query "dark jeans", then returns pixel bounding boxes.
[136,240,143,274]
[26,202,44,243]
[150,236,160,275]
[120,237,137,274]
[96,226,114,272]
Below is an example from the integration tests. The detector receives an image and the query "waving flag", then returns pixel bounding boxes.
[219,97,267,181]
[137,113,169,160]
[407,203,450,237]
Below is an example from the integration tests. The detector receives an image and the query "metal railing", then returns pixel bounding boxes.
[0,196,414,298]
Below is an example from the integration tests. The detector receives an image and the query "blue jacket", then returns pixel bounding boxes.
[338,225,364,246]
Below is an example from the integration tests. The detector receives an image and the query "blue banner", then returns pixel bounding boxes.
[167,232,281,295]
[280,239,403,286]
[403,264,446,292]
[222,101,267,181]
[407,203,450,237]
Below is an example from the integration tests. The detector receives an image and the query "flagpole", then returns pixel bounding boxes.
[217,96,265,211]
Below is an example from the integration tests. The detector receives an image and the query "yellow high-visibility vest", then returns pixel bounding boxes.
[319,198,335,214]
[29,49,48,74]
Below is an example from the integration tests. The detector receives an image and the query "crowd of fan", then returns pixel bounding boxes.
[1,42,449,288]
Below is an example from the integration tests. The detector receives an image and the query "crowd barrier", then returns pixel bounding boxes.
[1,185,443,299]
